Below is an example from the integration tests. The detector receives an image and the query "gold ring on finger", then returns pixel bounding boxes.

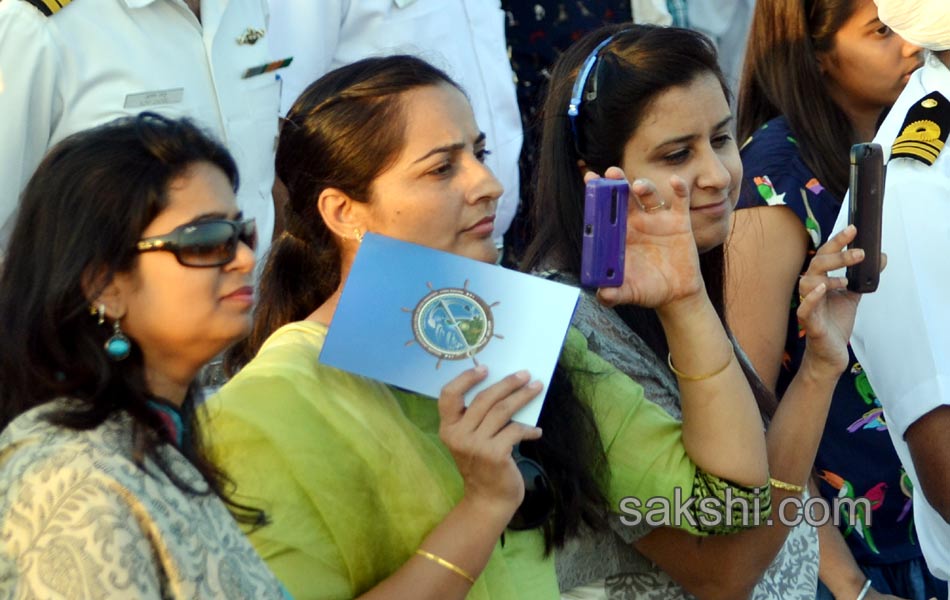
[644,200,666,212]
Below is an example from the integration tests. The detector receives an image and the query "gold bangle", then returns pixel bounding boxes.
[769,477,805,493]
[415,549,475,585]
[667,351,734,381]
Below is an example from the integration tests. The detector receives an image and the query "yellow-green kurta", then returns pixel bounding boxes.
[203,322,730,599]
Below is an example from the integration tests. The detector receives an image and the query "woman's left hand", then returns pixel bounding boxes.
[797,224,878,380]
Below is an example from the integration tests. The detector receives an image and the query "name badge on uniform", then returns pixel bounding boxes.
[242,57,293,79]
[124,88,185,109]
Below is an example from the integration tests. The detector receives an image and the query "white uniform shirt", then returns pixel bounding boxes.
[0,0,280,256]
[686,0,754,96]
[833,55,950,584]
[630,0,672,25]
[267,0,522,248]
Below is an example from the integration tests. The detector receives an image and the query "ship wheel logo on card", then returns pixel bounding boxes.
[403,280,503,369]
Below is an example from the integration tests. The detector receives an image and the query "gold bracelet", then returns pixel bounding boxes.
[769,477,805,493]
[667,351,734,381]
[415,549,475,585]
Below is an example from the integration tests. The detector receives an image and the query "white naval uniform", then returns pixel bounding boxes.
[267,0,523,248]
[0,0,281,257]
[833,55,950,587]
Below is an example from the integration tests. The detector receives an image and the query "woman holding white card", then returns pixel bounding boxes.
[202,55,773,600]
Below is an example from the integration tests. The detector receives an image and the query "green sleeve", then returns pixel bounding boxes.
[560,328,770,535]
[561,329,696,515]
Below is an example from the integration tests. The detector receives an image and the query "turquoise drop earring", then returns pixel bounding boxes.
[104,315,131,361]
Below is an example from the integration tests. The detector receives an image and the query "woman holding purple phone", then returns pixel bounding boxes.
[525,23,868,598]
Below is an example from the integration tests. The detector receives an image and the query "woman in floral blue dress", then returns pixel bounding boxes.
[728,1,946,599]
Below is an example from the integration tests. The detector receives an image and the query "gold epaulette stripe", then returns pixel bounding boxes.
[892,145,940,163]
[892,139,944,156]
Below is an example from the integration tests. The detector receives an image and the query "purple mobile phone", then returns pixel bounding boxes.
[581,178,628,288]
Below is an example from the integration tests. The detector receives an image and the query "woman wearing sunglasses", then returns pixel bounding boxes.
[0,113,288,599]
[202,54,778,600]
[524,24,868,599]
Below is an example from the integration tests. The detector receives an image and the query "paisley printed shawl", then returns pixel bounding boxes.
[0,401,288,599]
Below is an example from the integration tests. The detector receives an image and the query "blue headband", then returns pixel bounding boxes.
[567,34,618,145]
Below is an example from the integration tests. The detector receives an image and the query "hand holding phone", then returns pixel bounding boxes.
[581,178,628,288]
[846,143,885,293]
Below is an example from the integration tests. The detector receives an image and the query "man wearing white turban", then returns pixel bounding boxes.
[875,0,950,52]
[834,0,950,594]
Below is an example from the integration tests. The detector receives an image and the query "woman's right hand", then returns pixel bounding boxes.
[438,367,543,522]
[590,168,705,311]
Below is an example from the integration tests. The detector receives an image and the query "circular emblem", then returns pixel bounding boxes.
[411,287,494,361]
[923,98,939,109]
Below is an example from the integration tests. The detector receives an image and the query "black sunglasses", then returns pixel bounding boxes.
[507,445,555,531]
[136,218,257,267]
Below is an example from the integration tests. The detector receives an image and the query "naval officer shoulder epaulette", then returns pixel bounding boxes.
[891,91,950,166]
[21,0,73,17]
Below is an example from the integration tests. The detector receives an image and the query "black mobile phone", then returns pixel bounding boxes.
[846,143,885,293]
[580,179,628,288]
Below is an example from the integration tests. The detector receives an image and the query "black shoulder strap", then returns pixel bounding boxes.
[891,91,950,166]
